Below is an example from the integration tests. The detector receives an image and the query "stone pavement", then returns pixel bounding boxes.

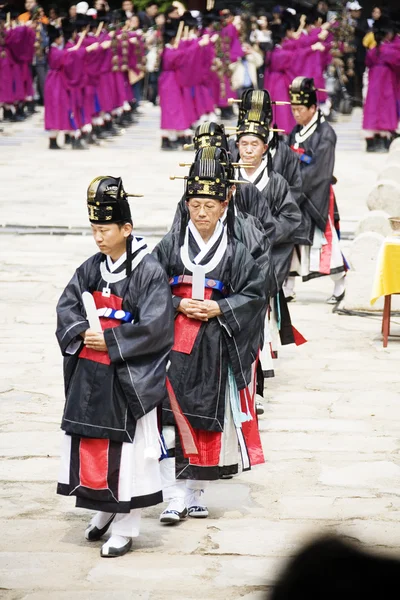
[1,107,400,600]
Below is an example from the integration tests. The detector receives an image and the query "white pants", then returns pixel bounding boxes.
[96,509,142,537]
[160,456,208,502]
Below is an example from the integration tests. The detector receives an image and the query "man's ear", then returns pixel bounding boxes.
[123,222,133,238]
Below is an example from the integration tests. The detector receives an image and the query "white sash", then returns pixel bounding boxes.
[180,221,227,300]
[293,110,325,147]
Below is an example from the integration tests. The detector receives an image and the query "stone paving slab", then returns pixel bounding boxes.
[1,105,400,598]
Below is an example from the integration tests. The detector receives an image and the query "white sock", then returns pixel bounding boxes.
[102,534,130,551]
[90,511,114,529]
[186,489,206,508]
[333,276,345,297]
[165,497,186,513]
[283,276,296,297]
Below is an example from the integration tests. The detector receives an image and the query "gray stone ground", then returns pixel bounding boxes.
[1,106,400,600]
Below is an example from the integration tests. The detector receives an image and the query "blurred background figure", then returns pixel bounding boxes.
[269,535,400,600]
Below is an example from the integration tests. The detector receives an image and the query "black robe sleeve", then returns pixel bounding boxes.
[104,257,174,364]
[56,264,91,355]
[297,122,336,232]
[272,142,303,205]
[218,242,266,337]
[266,172,302,245]
[235,183,276,244]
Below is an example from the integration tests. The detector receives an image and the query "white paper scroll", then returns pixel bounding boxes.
[82,291,102,332]
[192,265,206,301]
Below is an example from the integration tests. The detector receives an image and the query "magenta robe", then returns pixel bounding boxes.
[159,45,191,131]
[44,46,74,131]
[97,34,115,114]
[264,46,296,134]
[0,32,17,104]
[363,41,400,132]
[63,44,86,128]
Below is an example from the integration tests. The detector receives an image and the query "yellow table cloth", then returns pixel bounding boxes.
[371,236,400,305]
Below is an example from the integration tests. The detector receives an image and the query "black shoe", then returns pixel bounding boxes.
[26,101,37,115]
[161,137,177,151]
[159,507,188,524]
[49,137,62,150]
[105,121,122,136]
[85,131,100,145]
[366,138,375,152]
[326,291,345,305]
[94,126,108,140]
[72,137,89,150]
[221,106,235,120]
[374,135,389,154]
[85,514,116,541]
[64,133,72,145]
[100,537,132,558]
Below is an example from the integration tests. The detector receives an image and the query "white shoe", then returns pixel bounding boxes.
[186,489,209,519]
[159,498,188,525]
[100,535,132,558]
[255,398,265,416]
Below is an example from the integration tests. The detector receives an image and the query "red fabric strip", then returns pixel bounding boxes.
[292,326,307,346]
[172,284,213,354]
[79,291,122,365]
[240,360,265,467]
[190,429,222,467]
[166,378,199,459]
[79,438,109,490]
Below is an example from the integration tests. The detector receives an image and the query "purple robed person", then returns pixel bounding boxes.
[194,42,215,117]
[215,23,244,107]
[264,46,296,134]
[363,40,400,132]
[0,30,18,105]
[3,27,26,103]
[97,34,115,114]
[44,45,75,132]
[63,43,86,129]
[9,26,36,101]
[176,39,202,126]
[159,44,191,131]
[82,37,103,125]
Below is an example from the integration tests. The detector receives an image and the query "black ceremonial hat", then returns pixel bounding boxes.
[236,89,271,144]
[193,121,229,151]
[237,88,273,127]
[87,176,132,224]
[289,76,317,107]
[186,156,230,202]
[194,145,235,180]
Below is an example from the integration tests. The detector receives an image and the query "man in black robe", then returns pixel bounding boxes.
[228,89,303,205]
[56,176,174,557]
[286,77,346,304]
[153,154,266,524]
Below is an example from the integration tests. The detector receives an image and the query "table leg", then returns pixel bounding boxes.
[382,295,391,348]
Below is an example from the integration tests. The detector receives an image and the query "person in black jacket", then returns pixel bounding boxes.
[56,176,174,558]
[286,77,347,304]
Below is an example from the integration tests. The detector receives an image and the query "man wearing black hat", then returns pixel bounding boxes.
[56,176,174,557]
[153,153,266,524]
[286,76,346,304]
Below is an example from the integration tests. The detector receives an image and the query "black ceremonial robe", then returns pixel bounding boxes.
[153,227,266,434]
[229,137,302,205]
[235,170,301,289]
[287,112,337,233]
[56,250,174,444]
[171,196,276,298]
